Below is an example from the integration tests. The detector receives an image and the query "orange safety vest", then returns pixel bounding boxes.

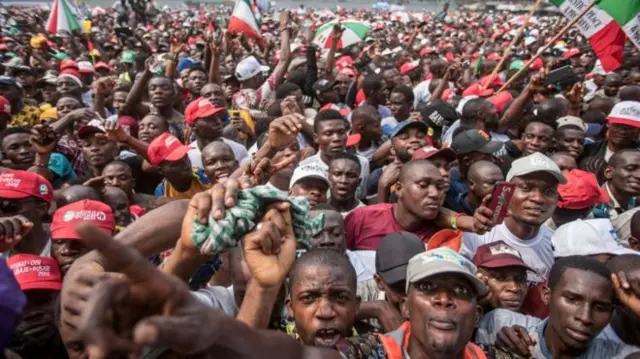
[377,322,487,359]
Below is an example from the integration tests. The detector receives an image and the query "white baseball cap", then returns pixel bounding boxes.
[289,163,329,189]
[235,56,270,81]
[507,152,567,184]
[552,219,638,258]
[77,61,95,74]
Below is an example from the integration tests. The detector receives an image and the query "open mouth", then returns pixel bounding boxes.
[314,328,342,348]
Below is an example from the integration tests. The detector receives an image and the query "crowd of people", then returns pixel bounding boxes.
[1,1,640,359]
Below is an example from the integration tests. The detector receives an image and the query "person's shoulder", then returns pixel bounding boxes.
[221,137,249,151]
[336,333,388,359]
[479,308,541,328]
[586,337,640,358]
[537,225,555,239]
[351,203,393,216]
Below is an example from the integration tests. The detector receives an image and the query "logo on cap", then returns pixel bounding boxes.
[619,104,640,118]
[0,174,21,188]
[478,130,490,140]
[420,249,465,266]
[39,184,48,195]
[164,136,178,148]
[530,155,551,168]
[63,210,107,222]
[428,111,445,126]
[488,243,521,258]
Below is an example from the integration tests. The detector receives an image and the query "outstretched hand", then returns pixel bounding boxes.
[76,223,221,359]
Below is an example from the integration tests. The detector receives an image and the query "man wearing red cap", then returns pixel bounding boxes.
[6,253,67,358]
[544,169,609,230]
[50,199,116,275]
[185,98,248,174]
[0,170,53,257]
[149,133,211,199]
[473,241,531,313]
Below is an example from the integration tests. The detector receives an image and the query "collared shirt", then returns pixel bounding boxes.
[154,169,211,199]
[477,309,640,358]
[593,182,637,220]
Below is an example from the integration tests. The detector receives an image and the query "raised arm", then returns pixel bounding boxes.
[268,11,293,85]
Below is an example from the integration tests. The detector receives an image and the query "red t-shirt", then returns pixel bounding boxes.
[345,203,439,251]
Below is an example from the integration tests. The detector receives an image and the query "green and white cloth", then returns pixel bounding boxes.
[190,186,325,255]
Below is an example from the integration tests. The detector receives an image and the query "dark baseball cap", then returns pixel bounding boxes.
[390,119,429,138]
[313,79,336,96]
[451,129,503,156]
[375,232,426,285]
[472,241,532,271]
[419,102,458,132]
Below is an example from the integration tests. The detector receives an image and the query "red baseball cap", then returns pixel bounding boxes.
[0,170,53,203]
[462,82,494,97]
[420,47,436,57]
[489,91,514,113]
[473,241,532,270]
[479,74,504,88]
[94,61,112,72]
[400,60,419,75]
[184,97,225,126]
[51,200,115,240]
[485,52,501,62]
[60,59,78,71]
[412,146,457,161]
[558,169,609,210]
[0,95,11,116]
[147,133,189,167]
[529,57,544,71]
[346,133,361,147]
[7,254,62,291]
[563,47,581,59]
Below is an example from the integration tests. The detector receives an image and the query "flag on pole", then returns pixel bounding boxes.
[228,0,262,41]
[46,0,83,34]
[597,0,640,50]
[549,0,626,72]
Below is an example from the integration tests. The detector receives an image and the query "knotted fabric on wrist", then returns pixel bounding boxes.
[190,185,325,255]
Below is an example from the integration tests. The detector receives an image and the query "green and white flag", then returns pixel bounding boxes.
[597,0,640,50]
[549,0,626,71]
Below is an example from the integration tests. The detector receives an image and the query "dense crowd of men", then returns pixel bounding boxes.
[1,1,640,358]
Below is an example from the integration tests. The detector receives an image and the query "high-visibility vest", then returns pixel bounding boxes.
[376,322,487,359]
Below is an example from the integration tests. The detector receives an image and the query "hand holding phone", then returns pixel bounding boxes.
[487,182,516,225]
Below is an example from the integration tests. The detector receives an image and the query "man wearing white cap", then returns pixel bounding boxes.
[288,163,330,209]
[461,152,566,284]
[581,101,640,162]
[232,12,291,110]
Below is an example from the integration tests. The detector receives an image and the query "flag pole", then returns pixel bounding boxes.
[484,0,544,88]
[497,0,597,92]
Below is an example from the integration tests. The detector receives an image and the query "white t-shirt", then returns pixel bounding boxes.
[461,223,554,284]
[299,152,370,200]
[413,79,432,108]
[187,138,249,170]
